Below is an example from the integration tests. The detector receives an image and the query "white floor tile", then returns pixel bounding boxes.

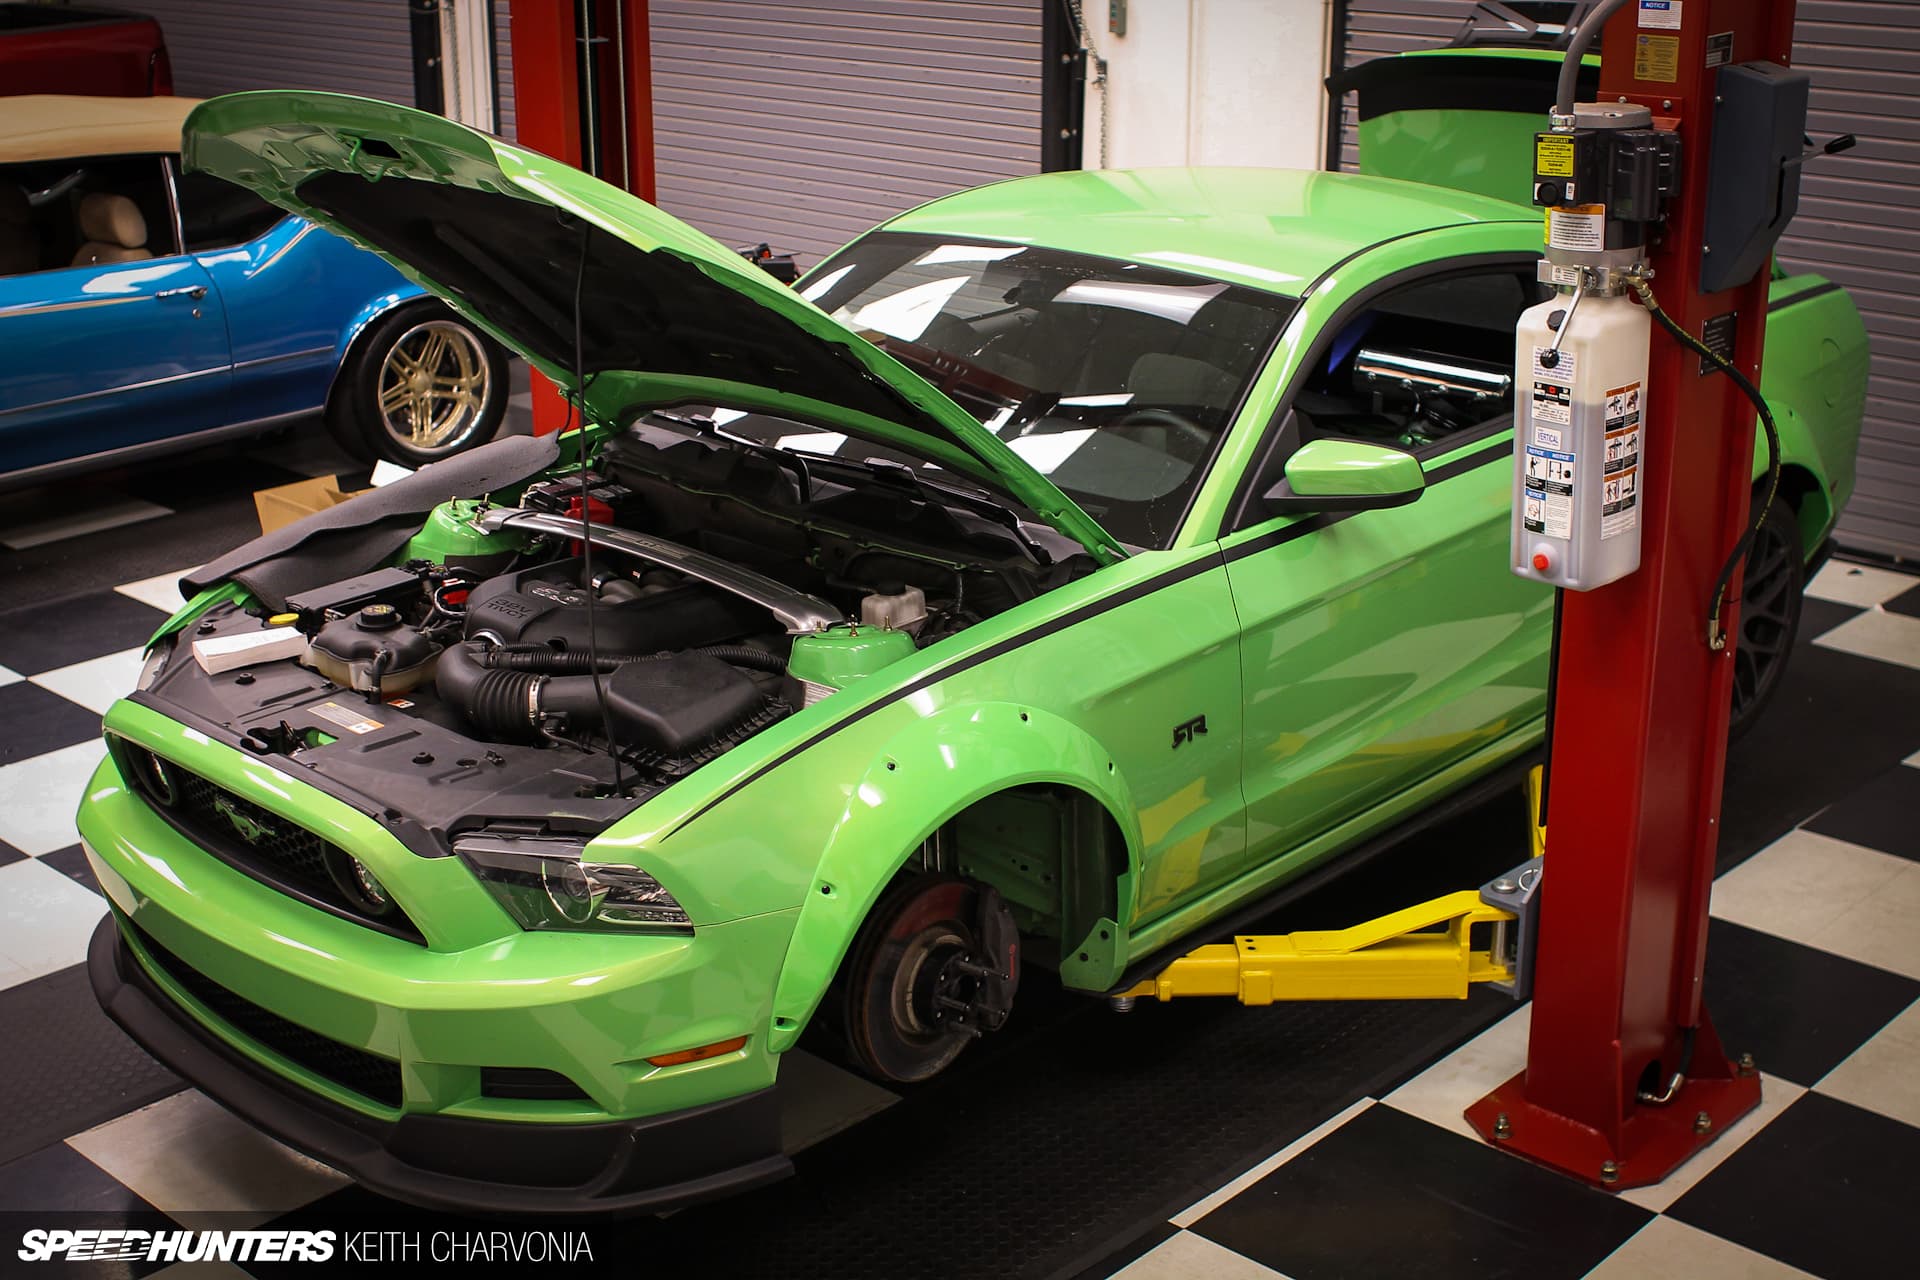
[1806,560,1918,609]
[0,495,172,551]
[0,738,107,856]
[31,647,146,716]
[0,858,108,990]
[1817,996,1920,1130]
[1711,829,1920,980]
[1586,1216,1818,1279]
[1384,1004,1531,1142]
[1170,1098,1374,1228]
[777,1049,899,1154]
[115,568,198,615]
[1905,748,1920,769]
[1112,1229,1293,1280]
[0,663,20,690]
[67,1090,349,1229]
[1618,1073,1804,1213]
[1813,607,1920,672]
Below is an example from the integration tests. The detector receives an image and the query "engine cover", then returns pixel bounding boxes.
[463,558,765,653]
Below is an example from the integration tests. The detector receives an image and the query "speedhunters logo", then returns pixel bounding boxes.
[16,1227,596,1265]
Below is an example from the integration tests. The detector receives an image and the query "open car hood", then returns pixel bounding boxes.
[182,92,1125,565]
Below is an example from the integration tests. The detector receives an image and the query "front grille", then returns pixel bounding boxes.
[482,1067,590,1101]
[131,920,404,1108]
[116,739,423,943]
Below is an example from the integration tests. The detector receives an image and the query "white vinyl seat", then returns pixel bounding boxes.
[70,192,152,266]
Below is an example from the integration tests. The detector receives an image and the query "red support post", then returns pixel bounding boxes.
[1465,0,1796,1189]
[504,0,653,434]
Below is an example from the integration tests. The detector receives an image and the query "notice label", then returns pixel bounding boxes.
[1638,0,1682,29]
[311,701,384,735]
[1705,31,1734,68]
[1523,447,1577,539]
[1536,134,1575,178]
[1635,33,1680,82]
[1547,204,1606,252]
[1601,382,1642,540]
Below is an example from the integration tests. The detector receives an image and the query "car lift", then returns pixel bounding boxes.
[1122,0,1806,1192]
[1117,771,1547,1009]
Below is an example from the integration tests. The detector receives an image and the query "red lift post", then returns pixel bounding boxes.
[505,0,654,435]
[1466,0,1797,1188]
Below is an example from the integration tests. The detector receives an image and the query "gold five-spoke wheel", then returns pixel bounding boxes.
[375,320,494,455]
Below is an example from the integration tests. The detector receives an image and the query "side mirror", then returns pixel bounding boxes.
[1263,437,1426,514]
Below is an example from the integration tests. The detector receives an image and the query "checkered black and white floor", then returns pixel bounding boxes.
[0,425,1914,1280]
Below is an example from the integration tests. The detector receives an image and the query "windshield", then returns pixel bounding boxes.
[740,233,1296,548]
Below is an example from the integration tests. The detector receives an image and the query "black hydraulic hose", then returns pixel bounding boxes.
[1625,274,1782,652]
[1555,0,1631,116]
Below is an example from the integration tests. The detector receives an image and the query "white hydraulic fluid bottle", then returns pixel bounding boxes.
[1511,289,1649,590]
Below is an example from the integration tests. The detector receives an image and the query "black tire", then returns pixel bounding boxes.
[837,875,1003,1085]
[328,302,509,467]
[1728,498,1805,736]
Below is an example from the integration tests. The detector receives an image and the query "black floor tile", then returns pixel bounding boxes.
[0,1140,157,1216]
[0,591,163,676]
[1804,762,1920,862]
[1063,1221,1181,1280]
[1702,917,1920,1086]
[1799,594,1863,638]
[1190,1103,1650,1280]
[1670,1091,1920,1280]
[0,682,106,764]
[1719,635,1920,873]
[0,839,23,868]
[0,964,182,1166]
[38,843,101,894]
[1882,583,1920,618]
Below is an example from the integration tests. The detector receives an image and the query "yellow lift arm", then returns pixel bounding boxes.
[1116,768,1549,1008]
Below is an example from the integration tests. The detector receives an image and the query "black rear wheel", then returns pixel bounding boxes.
[1729,499,1805,736]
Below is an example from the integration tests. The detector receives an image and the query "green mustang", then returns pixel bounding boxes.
[77,81,1865,1214]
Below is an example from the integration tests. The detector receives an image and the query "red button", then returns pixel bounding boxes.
[1532,552,1551,571]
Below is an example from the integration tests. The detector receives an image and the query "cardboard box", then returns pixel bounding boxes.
[253,475,369,535]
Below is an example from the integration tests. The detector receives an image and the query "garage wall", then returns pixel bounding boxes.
[493,0,516,139]
[648,0,1046,269]
[1332,1,1920,562]
[133,0,416,104]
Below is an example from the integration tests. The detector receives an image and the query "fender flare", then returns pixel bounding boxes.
[1753,397,1833,547]
[322,286,434,409]
[764,701,1140,1052]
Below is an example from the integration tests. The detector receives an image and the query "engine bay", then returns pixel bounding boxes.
[135,419,1096,855]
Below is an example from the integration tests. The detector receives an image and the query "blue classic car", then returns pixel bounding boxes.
[0,95,508,484]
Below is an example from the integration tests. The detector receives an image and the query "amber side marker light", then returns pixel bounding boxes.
[645,1036,749,1068]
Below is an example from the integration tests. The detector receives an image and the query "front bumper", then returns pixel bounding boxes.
[90,915,792,1216]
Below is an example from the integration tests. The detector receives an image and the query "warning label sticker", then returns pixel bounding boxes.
[1547,205,1606,252]
[311,701,384,735]
[1523,447,1576,539]
[1536,135,1575,178]
[1637,0,1682,30]
[1635,33,1681,82]
[1601,382,1643,540]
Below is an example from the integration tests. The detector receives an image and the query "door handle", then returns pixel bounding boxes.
[156,285,208,300]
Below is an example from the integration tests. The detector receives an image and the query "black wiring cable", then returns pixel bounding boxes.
[566,220,626,798]
[1625,273,1781,653]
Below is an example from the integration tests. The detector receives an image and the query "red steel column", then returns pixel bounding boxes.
[1466,0,1796,1189]
[505,0,653,433]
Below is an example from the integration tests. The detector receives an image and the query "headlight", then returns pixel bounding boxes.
[454,833,691,933]
[135,641,172,691]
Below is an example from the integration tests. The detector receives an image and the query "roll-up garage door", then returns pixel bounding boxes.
[130,0,416,104]
[494,0,517,139]
[648,0,1046,269]
[1332,1,1920,561]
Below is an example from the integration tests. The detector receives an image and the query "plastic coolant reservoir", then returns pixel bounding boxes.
[303,605,441,696]
[1511,290,1649,591]
[860,583,927,633]
[787,625,917,706]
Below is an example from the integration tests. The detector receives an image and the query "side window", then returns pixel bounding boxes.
[172,165,287,252]
[0,155,179,276]
[1291,268,1546,455]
